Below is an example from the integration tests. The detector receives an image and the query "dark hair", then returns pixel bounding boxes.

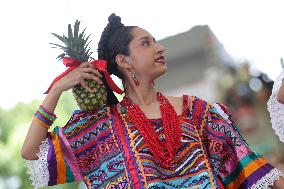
[98,13,136,105]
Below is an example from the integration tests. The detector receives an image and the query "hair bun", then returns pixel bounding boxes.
[108,13,124,28]
[108,13,121,23]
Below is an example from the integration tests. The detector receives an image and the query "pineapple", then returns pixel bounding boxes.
[50,20,107,111]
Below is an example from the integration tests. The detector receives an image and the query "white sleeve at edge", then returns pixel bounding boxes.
[267,70,284,143]
[25,138,50,189]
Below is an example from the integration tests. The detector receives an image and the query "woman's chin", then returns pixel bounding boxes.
[161,66,167,74]
[155,67,167,78]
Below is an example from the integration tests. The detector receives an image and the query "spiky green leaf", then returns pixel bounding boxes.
[74,20,80,38]
[68,24,73,39]
[51,20,93,61]
[51,33,66,43]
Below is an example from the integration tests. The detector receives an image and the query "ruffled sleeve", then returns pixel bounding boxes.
[205,103,284,189]
[267,70,284,143]
[25,138,50,188]
[25,122,83,188]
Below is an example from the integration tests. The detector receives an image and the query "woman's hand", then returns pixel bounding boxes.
[21,62,103,160]
[52,62,103,93]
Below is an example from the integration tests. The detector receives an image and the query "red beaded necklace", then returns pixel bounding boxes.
[120,92,181,168]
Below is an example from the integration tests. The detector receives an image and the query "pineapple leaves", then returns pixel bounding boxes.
[68,24,73,39]
[79,28,87,40]
[51,33,66,44]
[74,20,80,38]
[50,20,93,62]
[50,43,66,49]
[57,53,66,60]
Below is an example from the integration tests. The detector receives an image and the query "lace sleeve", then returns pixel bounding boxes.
[25,138,49,189]
[267,70,284,143]
[25,125,83,188]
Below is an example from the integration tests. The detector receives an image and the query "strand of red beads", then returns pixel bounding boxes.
[120,92,181,168]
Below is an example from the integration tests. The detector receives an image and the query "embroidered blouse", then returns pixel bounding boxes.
[26,95,283,188]
[267,70,284,143]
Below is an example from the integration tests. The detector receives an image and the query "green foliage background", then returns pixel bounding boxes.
[0,91,84,189]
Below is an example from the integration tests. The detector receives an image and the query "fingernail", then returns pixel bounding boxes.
[97,71,103,77]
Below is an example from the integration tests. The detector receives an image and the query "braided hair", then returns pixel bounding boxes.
[98,13,136,105]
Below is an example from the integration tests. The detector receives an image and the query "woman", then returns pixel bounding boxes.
[22,14,283,189]
[268,69,284,143]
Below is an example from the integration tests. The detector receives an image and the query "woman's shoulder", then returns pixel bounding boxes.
[165,95,183,105]
[166,94,212,106]
[169,94,228,115]
[164,95,183,114]
[165,95,183,103]
[66,104,111,124]
[165,94,211,116]
[61,104,114,134]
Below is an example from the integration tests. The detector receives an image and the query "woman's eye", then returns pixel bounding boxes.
[142,41,150,46]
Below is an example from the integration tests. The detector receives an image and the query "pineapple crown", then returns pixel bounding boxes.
[98,13,136,80]
[50,20,93,62]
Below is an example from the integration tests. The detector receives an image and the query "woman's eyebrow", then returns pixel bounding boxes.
[139,36,156,42]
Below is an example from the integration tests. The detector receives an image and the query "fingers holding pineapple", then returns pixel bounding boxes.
[74,63,104,93]
[80,69,103,83]
[53,62,103,93]
[79,62,103,80]
[78,72,103,93]
[78,61,93,68]
[80,79,95,93]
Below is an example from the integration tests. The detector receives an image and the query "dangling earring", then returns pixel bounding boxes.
[130,69,139,86]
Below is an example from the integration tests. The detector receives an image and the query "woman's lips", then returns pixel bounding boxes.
[155,60,166,64]
[155,56,166,64]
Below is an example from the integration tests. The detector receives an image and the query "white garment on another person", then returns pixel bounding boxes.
[267,70,284,143]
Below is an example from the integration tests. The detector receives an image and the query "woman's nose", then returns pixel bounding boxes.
[156,43,165,54]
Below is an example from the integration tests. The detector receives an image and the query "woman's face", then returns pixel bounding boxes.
[127,27,166,81]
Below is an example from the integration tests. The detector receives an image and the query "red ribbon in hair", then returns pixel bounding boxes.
[44,57,124,94]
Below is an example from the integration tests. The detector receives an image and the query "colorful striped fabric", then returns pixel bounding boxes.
[206,102,278,189]
[39,95,282,188]
[46,126,82,186]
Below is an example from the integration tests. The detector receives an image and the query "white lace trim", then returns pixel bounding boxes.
[25,138,50,188]
[249,168,284,189]
[267,71,284,143]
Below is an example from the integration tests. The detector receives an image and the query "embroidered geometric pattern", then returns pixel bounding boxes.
[116,95,221,189]
[62,106,128,189]
[25,95,283,188]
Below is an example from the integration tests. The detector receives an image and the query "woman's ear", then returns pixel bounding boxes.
[115,54,131,69]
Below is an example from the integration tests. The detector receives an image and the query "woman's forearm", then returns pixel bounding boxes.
[21,62,102,160]
[21,85,63,160]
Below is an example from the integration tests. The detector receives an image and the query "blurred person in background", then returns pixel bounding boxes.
[267,59,284,143]
[267,60,284,187]
[21,14,284,189]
